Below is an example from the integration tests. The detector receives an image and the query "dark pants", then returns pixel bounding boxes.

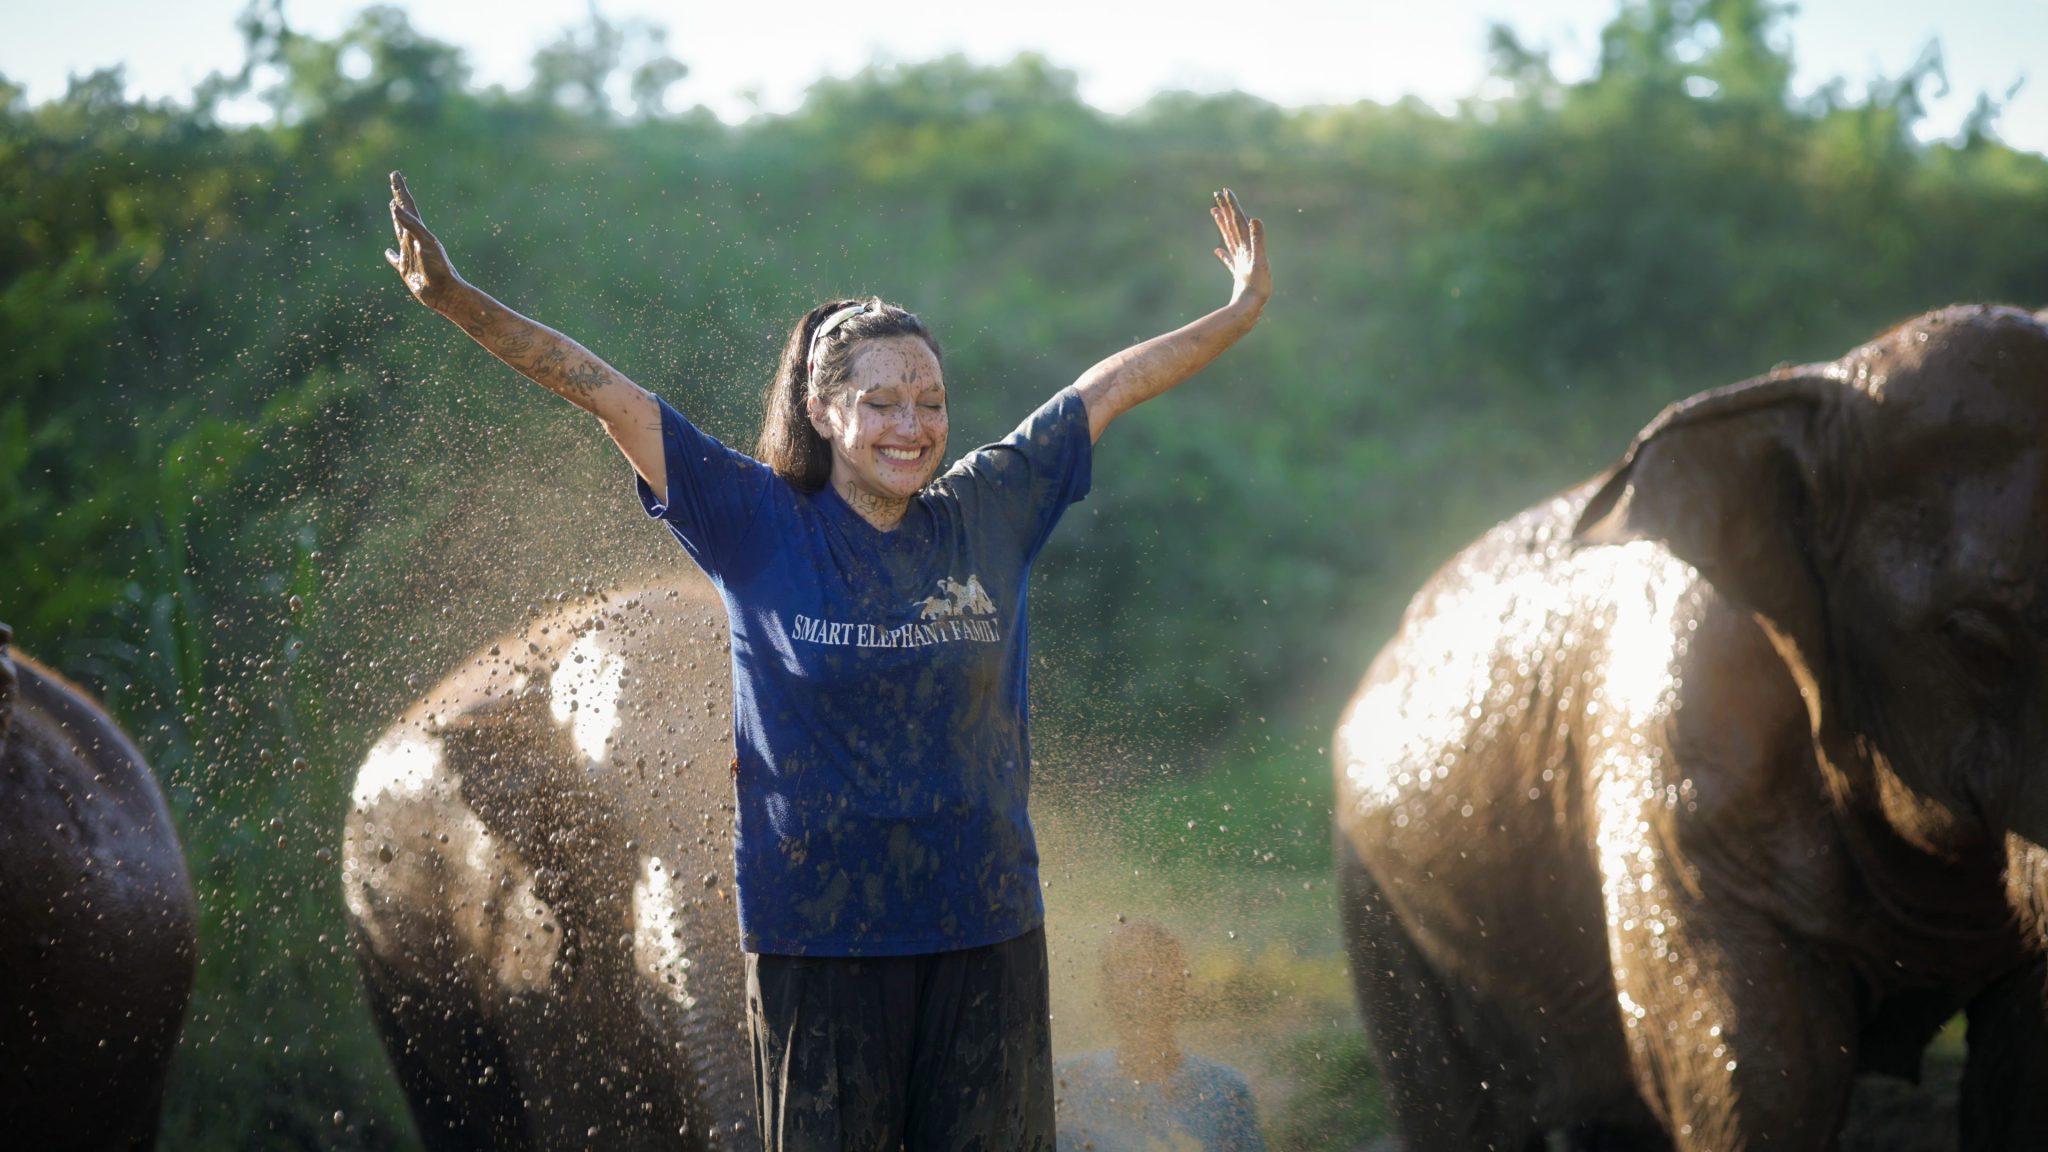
[745,926,1055,1152]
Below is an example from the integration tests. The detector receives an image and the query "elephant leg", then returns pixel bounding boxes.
[1960,957,2048,1150]
[1608,907,1857,1151]
[1857,988,1963,1083]
[1339,841,1542,1152]
[111,1083,172,1152]
[356,940,529,1152]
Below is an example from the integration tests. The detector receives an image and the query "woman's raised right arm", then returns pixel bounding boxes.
[385,171,665,495]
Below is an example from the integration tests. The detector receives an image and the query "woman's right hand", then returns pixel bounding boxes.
[384,170,663,487]
[385,171,464,313]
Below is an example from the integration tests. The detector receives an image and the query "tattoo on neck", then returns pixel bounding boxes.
[837,482,909,527]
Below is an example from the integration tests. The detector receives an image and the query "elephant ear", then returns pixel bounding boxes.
[1573,366,1843,736]
[0,621,14,751]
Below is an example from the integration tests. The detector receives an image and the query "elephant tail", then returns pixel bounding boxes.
[0,620,13,750]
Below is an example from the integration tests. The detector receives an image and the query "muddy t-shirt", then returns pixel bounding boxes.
[638,387,1092,955]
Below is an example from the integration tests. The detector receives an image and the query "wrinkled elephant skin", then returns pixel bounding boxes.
[344,581,752,1149]
[1335,306,2048,1151]
[0,626,198,1150]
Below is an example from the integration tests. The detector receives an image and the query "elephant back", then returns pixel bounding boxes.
[345,575,753,1148]
[1,648,197,1147]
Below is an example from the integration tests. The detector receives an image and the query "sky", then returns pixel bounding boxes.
[4,0,2046,154]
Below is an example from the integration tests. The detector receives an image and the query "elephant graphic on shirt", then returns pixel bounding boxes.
[916,575,996,622]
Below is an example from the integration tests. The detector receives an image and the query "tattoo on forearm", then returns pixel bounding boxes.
[532,343,567,377]
[467,309,619,403]
[560,358,609,397]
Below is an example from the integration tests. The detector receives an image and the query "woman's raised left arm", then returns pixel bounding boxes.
[1073,189,1270,442]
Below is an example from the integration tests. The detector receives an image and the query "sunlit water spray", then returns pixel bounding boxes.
[318,394,1366,1143]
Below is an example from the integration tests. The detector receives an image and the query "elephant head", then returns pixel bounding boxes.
[1576,304,2048,928]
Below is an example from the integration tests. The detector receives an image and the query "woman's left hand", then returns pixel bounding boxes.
[1073,189,1271,440]
[1211,188,1269,310]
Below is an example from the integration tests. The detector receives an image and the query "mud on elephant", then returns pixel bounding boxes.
[343,579,752,1149]
[0,622,198,1150]
[1335,305,2048,1150]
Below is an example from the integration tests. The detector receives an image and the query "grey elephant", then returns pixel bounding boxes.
[343,580,752,1148]
[0,622,198,1150]
[1334,305,2048,1150]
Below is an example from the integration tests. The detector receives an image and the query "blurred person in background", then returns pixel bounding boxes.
[1055,919,1268,1152]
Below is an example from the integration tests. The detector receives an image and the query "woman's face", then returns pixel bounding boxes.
[809,335,949,505]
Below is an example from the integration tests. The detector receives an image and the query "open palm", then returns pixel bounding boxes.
[1210,188,1269,308]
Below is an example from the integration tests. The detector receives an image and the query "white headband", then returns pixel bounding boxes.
[805,302,869,382]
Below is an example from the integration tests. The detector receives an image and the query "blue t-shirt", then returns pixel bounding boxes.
[638,387,1093,956]
[1056,1051,1268,1152]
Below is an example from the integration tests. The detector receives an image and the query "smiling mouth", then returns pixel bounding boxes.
[879,447,924,463]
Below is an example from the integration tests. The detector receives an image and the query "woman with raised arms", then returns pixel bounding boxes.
[383,171,1270,1151]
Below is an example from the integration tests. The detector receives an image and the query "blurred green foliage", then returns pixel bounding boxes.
[4,0,2047,1145]
[1268,1024,1389,1152]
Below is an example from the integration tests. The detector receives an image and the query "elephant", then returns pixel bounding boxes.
[1333,304,2048,1151]
[342,578,754,1149]
[0,622,198,1150]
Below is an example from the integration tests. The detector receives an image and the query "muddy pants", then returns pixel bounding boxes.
[745,926,1055,1151]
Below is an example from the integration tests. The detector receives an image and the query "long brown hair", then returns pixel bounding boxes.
[754,297,942,491]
